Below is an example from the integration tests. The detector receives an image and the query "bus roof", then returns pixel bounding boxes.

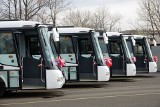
[106,32,122,36]
[0,21,41,28]
[124,35,147,39]
[57,27,93,34]
[106,32,147,39]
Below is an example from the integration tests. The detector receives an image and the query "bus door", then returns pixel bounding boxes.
[59,35,78,81]
[78,34,97,81]
[134,39,148,72]
[109,38,125,75]
[16,31,45,89]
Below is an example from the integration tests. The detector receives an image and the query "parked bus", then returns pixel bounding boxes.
[48,27,110,82]
[105,32,136,76]
[124,35,157,73]
[0,21,65,97]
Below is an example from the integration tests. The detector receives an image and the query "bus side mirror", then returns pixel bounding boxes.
[131,37,136,46]
[52,28,59,41]
[152,39,157,46]
[103,33,108,44]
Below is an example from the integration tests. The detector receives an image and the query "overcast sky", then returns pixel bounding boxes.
[69,0,139,30]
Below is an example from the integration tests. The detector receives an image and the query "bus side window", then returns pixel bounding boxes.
[110,42,121,54]
[79,39,93,55]
[60,36,74,54]
[134,44,144,55]
[28,36,41,59]
[0,33,15,54]
[29,37,41,55]
[0,32,18,66]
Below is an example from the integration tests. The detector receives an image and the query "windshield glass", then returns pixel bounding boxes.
[126,40,134,58]
[122,37,133,63]
[39,27,58,69]
[50,35,58,59]
[0,32,18,66]
[144,38,154,61]
[92,32,105,65]
[98,37,109,58]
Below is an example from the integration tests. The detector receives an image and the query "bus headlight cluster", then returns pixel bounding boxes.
[57,77,64,82]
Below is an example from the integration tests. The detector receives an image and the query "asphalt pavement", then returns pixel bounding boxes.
[0,72,160,107]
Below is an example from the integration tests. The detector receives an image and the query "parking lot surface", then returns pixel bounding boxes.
[0,72,160,107]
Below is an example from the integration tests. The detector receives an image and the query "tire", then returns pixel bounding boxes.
[0,80,6,97]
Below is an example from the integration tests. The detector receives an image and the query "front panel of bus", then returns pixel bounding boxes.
[38,27,65,89]
[144,38,157,72]
[13,27,64,90]
[58,31,109,82]
[108,36,136,76]
[121,36,136,76]
[91,32,110,81]
[134,38,157,73]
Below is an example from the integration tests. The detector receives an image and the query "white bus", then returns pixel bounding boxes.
[48,27,110,82]
[124,35,157,73]
[0,21,65,97]
[105,32,136,76]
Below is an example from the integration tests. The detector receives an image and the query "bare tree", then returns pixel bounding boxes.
[44,0,71,26]
[35,8,51,24]
[22,0,47,20]
[0,0,12,19]
[89,7,122,31]
[91,7,111,31]
[62,10,92,27]
[0,0,47,20]
[0,5,3,19]
[61,7,123,31]
[137,0,160,37]
[13,0,18,18]
[108,13,123,31]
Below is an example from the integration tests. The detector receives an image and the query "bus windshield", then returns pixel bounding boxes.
[38,27,58,69]
[126,40,134,58]
[50,35,58,59]
[92,32,105,65]
[0,32,18,66]
[144,38,154,61]
[98,37,109,58]
[122,37,133,63]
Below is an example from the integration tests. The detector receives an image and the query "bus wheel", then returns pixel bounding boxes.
[0,80,6,97]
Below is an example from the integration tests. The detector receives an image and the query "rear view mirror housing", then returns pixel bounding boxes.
[131,37,136,46]
[152,39,157,46]
[103,33,108,44]
[52,28,59,41]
